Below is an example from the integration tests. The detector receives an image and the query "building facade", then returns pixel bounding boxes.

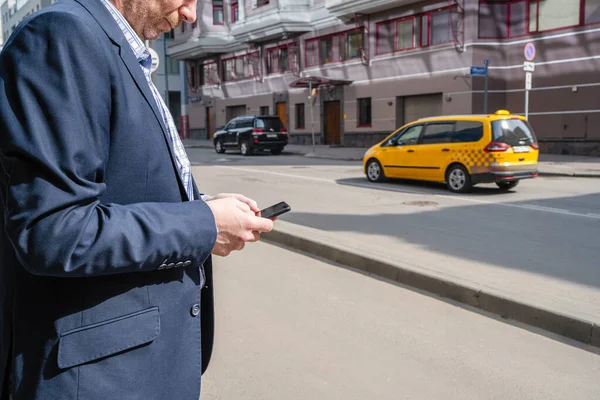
[168,0,600,156]
[1,0,181,116]
[2,0,53,42]
[150,32,184,126]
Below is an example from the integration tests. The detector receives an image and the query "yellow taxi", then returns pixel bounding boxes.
[363,110,539,193]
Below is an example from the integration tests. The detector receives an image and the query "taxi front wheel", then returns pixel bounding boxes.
[366,159,385,182]
[446,164,472,193]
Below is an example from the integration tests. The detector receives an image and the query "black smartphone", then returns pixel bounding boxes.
[260,201,291,219]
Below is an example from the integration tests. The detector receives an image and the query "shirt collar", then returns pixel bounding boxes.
[99,0,152,70]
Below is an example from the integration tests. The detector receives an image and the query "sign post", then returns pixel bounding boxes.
[523,43,536,119]
[483,59,490,114]
[470,60,490,114]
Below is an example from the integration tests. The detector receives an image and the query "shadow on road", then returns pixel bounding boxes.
[280,192,600,289]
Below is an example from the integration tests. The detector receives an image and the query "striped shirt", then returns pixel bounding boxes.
[100,0,194,201]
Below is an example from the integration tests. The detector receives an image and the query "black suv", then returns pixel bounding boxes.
[213,115,288,156]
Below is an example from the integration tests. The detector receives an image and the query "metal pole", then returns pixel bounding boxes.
[310,80,315,154]
[484,60,490,114]
[525,89,529,120]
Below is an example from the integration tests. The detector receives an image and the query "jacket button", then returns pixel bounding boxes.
[167,263,175,269]
[175,262,184,268]
[158,264,167,270]
[183,260,192,267]
[190,304,200,317]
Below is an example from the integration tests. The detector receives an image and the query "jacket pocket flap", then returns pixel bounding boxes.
[58,307,160,370]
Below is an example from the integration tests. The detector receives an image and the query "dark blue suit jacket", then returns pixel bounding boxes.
[0,0,218,398]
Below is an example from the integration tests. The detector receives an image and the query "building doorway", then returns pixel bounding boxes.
[324,101,341,145]
[226,105,246,122]
[276,102,288,130]
[206,107,214,139]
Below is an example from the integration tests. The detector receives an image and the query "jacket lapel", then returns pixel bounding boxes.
[73,0,189,200]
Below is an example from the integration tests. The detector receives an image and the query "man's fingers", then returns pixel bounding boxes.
[234,194,260,213]
[241,230,262,242]
[249,216,273,233]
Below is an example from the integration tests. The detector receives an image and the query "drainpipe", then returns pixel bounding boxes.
[180,60,190,139]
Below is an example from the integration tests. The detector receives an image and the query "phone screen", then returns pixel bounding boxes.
[260,201,291,219]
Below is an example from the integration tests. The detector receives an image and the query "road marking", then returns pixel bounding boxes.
[217,166,335,184]
[213,166,600,220]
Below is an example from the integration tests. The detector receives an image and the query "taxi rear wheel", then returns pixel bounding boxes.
[446,164,472,193]
[366,159,385,182]
[496,181,519,191]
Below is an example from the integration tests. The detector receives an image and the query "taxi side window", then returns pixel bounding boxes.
[420,123,454,144]
[396,125,424,146]
[453,121,484,143]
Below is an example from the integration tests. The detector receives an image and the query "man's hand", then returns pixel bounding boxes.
[203,193,260,213]
[206,197,273,257]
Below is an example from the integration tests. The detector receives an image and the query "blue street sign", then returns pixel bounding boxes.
[470,66,488,76]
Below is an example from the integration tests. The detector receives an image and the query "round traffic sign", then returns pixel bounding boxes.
[148,47,160,73]
[524,43,536,61]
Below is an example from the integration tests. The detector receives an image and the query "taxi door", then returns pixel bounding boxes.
[377,124,424,179]
[414,122,457,181]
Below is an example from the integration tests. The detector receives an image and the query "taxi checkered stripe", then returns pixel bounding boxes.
[452,149,496,168]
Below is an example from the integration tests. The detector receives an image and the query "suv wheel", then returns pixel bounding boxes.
[240,141,252,156]
[366,159,385,182]
[496,180,519,191]
[214,140,225,154]
[446,164,472,193]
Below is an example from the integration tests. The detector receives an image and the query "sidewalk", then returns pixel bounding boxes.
[183,139,600,178]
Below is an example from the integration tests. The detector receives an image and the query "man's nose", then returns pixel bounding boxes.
[180,0,197,23]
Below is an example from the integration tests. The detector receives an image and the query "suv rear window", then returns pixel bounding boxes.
[256,117,283,132]
[492,119,537,146]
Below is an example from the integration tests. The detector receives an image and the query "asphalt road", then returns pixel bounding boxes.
[189,149,600,325]
[201,241,600,400]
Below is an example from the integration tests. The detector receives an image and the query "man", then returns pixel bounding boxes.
[0,0,274,398]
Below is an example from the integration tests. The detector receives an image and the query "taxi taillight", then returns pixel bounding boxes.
[484,142,511,152]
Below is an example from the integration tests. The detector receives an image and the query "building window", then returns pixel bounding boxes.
[478,0,598,38]
[357,98,372,127]
[222,53,258,82]
[166,57,180,75]
[201,62,219,86]
[189,64,197,88]
[376,7,456,55]
[260,106,269,116]
[256,0,270,7]
[164,29,175,40]
[305,28,364,67]
[213,0,224,25]
[295,103,305,129]
[586,0,600,24]
[345,30,363,60]
[267,45,293,74]
[232,0,239,23]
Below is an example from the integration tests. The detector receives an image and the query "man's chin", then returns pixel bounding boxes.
[143,29,163,41]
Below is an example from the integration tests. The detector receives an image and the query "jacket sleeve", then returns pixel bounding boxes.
[0,12,217,277]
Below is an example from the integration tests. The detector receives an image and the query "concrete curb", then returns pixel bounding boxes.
[537,171,600,179]
[263,228,600,349]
